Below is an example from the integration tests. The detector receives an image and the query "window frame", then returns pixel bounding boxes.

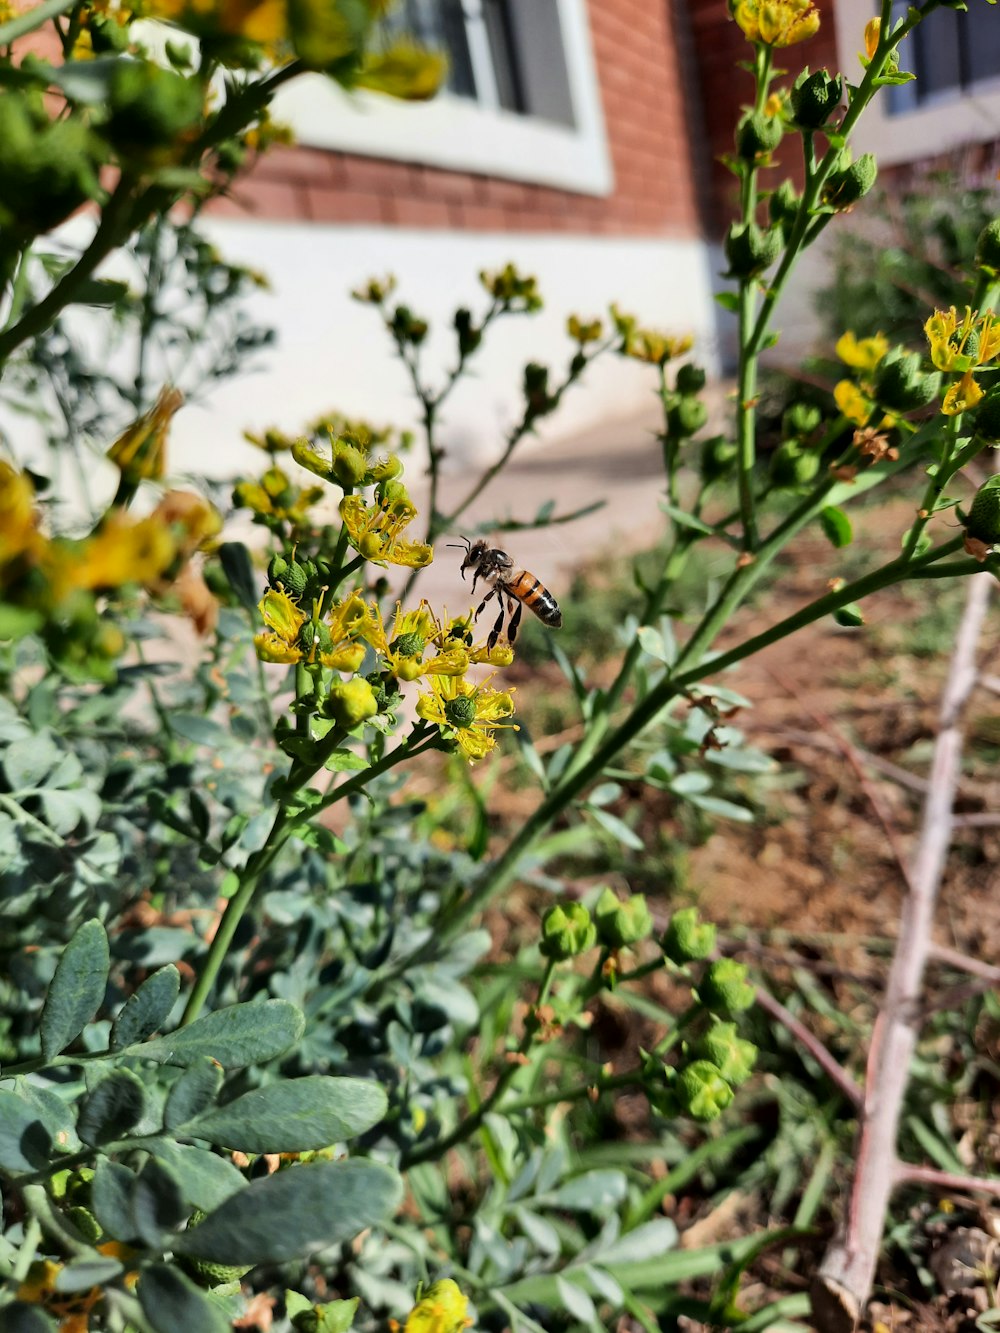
[834,0,1000,166]
[271,0,614,196]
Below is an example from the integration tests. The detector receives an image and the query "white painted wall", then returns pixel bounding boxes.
[166,222,722,483]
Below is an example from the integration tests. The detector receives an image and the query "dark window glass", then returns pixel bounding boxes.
[891,1,1000,109]
[481,0,526,113]
[381,0,477,100]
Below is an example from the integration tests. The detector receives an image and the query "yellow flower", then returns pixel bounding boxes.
[863,16,880,58]
[925,306,1000,371]
[942,370,984,416]
[144,0,288,54]
[732,0,819,46]
[835,330,889,372]
[0,461,39,566]
[404,1279,473,1333]
[362,601,469,680]
[339,491,433,568]
[621,327,694,366]
[833,380,874,427]
[233,467,325,527]
[106,386,183,483]
[417,675,517,762]
[72,513,177,591]
[254,588,367,671]
[430,610,515,667]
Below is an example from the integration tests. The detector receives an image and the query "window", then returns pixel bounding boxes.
[272,0,611,194]
[834,0,1000,167]
[888,0,1000,112]
[380,0,575,126]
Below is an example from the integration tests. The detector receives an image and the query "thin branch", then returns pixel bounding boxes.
[893,1163,1000,1199]
[812,571,994,1333]
[928,942,1000,986]
[753,984,864,1109]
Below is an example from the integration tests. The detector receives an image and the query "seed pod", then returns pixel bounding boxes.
[724,221,783,278]
[691,1022,758,1085]
[662,906,716,963]
[696,959,755,1016]
[668,396,709,438]
[593,887,654,948]
[874,348,941,412]
[675,363,707,396]
[790,67,843,130]
[700,435,738,482]
[822,152,877,209]
[973,390,1000,443]
[965,476,1000,545]
[539,902,597,960]
[770,441,820,488]
[769,180,800,238]
[735,109,783,160]
[676,1060,734,1121]
[975,219,1000,274]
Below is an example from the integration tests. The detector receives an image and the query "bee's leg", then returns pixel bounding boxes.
[487,600,506,651]
[507,599,524,644]
[474,586,495,622]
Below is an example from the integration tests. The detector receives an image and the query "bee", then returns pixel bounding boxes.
[449,537,562,650]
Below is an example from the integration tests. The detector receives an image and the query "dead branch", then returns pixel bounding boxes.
[812,571,994,1333]
[893,1163,1000,1200]
[753,984,864,1109]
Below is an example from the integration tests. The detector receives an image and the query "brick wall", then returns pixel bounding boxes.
[209,0,706,237]
[686,0,842,233]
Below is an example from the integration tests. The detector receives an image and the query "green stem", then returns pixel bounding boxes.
[0,179,140,366]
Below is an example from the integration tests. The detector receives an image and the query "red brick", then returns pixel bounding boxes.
[341,155,417,194]
[453,202,509,231]
[416,166,484,200]
[233,177,308,221]
[303,185,387,225]
[265,144,339,185]
[387,196,455,228]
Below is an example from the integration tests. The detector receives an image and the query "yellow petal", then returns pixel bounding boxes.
[254,632,302,664]
[942,371,984,416]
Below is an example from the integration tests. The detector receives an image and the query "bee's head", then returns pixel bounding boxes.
[447,536,483,581]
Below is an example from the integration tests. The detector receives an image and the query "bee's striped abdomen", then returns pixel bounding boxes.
[509,570,562,628]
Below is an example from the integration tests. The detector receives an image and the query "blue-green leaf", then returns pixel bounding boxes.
[174,1159,402,1265]
[188,1076,387,1153]
[138,1264,230,1333]
[163,1056,224,1130]
[110,965,181,1051]
[126,999,304,1069]
[40,919,110,1060]
[77,1069,146,1145]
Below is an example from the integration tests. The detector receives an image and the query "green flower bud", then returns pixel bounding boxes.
[832,602,865,626]
[181,1255,254,1287]
[268,555,309,598]
[325,678,379,728]
[768,179,799,238]
[692,1022,758,1085]
[390,631,426,658]
[735,109,783,161]
[455,307,482,358]
[770,441,820,488]
[975,219,1000,275]
[696,959,755,1016]
[593,887,654,948]
[668,396,709,438]
[290,438,332,479]
[965,475,1000,545]
[973,390,1000,443]
[106,61,203,155]
[66,1206,103,1244]
[331,440,370,489]
[662,906,716,963]
[790,67,843,130]
[370,454,402,483]
[822,153,877,210]
[782,401,821,437]
[539,902,597,960]
[675,363,707,396]
[724,221,783,278]
[390,304,428,345]
[873,348,941,412]
[444,694,477,727]
[700,435,738,482]
[676,1059,734,1121]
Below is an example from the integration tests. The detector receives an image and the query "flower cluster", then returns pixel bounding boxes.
[730,0,820,47]
[925,306,1000,416]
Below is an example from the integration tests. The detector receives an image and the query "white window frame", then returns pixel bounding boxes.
[835,0,1000,166]
[271,0,613,196]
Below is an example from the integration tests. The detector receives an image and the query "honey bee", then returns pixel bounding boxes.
[449,537,562,649]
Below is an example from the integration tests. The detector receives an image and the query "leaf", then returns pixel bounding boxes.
[324,748,368,773]
[132,1157,188,1247]
[169,714,228,746]
[138,1264,230,1333]
[188,1076,388,1153]
[126,999,304,1069]
[92,1160,138,1241]
[174,1159,403,1265]
[596,1217,679,1265]
[3,1304,57,1333]
[0,1088,56,1170]
[555,1275,597,1325]
[658,503,718,537]
[818,506,853,549]
[110,965,181,1050]
[543,1169,628,1212]
[689,793,755,822]
[715,291,740,313]
[3,732,60,789]
[588,806,644,852]
[636,624,675,664]
[218,542,259,613]
[40,918,110,1060]
[77,1069,146,1145]
[163,1056,224,1129]
[53,1257,124,1293]
[144,1140,247,1212]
